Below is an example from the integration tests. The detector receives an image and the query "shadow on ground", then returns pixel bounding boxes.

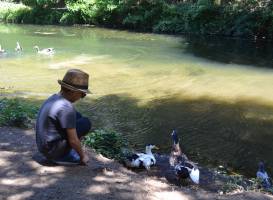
[1,127,272,200]
[0,127,220,200]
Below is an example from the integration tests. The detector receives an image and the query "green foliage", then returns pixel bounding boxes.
[0,2,63,24]
[0,2,30,23]
[60,11,77,25]
[65,0,96,24]
[0,98,38,128]
[121,0,165,31]
[84,129,130,160]
[22,0,59,8]
[2,0,273,39]
[62,0,121,25]
[28,7,63,24]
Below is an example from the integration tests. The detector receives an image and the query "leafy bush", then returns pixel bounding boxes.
[22,0,58,8]
[0,2,30,22]
[0,98,38,128]
[28,7,63,24]
[121,0,165,31]
[64,0,97,24]
[84,129,130,160]
[2,0,273,39]
[0,2,63,24]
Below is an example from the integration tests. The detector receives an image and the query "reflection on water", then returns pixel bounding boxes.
[185,35,273,68]
[0,24,273,176]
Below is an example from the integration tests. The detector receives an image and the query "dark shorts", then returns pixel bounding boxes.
[44,112,91,160]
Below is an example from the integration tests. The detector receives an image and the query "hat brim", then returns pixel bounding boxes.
[58,80,91,94]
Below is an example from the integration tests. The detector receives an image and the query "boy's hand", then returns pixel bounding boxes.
[80,153,89,165]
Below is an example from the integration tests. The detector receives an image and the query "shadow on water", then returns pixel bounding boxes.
[1,93,272,178]
[78,94,273,177]
[183,35,273,68]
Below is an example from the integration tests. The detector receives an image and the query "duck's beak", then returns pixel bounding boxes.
[153,146,160,150]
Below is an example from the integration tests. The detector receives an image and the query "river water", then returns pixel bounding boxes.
[0,24,272,176]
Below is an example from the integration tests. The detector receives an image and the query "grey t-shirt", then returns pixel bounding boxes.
[36,94,76,158]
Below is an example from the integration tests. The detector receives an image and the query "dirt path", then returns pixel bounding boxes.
[0,127,272,200]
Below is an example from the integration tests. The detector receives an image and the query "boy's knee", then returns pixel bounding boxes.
[76,115,92,138]
[84,117,92,133]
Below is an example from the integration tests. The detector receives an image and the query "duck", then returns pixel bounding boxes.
[0,45,6,53]
[257,161,272,189]
[15,42,22,52]
[169,130,200,184]
[124,144,159,170]
[33,45,55,55]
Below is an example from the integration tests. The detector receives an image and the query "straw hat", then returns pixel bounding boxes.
[58,69,90,94]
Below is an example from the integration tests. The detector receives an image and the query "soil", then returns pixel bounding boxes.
[0,127,272,200]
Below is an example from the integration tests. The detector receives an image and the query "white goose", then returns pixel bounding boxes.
[124,144,159,170]
[169,130,200,184]
[15,42,22,52]
[34,45,54,55]
[0,45,5,53]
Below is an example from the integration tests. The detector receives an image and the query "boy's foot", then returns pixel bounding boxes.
[53,149,80,165]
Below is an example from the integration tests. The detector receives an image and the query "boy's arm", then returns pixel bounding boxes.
[66,128,89,165]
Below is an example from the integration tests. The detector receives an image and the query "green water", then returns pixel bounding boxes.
[1,24,273,176]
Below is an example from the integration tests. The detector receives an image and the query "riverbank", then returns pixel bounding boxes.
[1,126,273,200]
[1,1,273,40]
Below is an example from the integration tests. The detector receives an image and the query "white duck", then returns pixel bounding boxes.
[15,42,22,52]
[169,130,200,184]
[34,45,54,55]
[0,45,5,53]
[124,144,159,170]
[257,161,272,189]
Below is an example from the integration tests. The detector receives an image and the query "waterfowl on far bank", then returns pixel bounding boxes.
[257,161,272,189]
[15,42,22,52]
[0,45,5,53]
[124,144,159,170]
[33,45,54,55]
[169,130,200,184]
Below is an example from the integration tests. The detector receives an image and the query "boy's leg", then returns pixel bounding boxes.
[53,112,91,164]
[76,112,92,139]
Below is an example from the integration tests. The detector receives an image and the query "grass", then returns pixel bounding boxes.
[219,172,273,195]
[0,98,39,128]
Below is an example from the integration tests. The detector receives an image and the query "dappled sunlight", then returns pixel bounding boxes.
[34,31,57,35]
[48,54,110,69]
[28,161,66,174]
[93,171,131,183]
[32,177,60,188]
[86,185,110,194]
[7,191,33,200]
[93,153,114,164]
[1,177,31,186]
[144,179,169,190]
[0,126,271,199]
[0,152,15,167]
[150,191,191,200]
